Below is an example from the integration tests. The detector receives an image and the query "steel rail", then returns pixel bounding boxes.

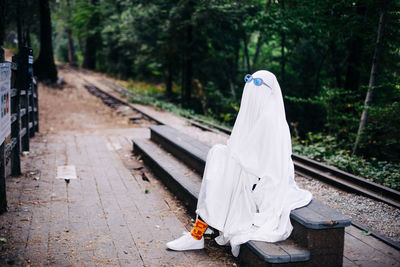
[187,115,400,209]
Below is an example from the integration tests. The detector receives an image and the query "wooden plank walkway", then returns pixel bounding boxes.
[344,226,399,266]
[0,129,237,266]
[0,77,237,266]
[90,73,400,266]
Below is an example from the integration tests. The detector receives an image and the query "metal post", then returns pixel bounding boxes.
[0,47,7,213]
[33,77,38,132]
[0,142,6,213]
[17,47,30,151]
[27,48,34,138]
[11,55,21,175]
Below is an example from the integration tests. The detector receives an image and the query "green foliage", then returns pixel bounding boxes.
[124,81,196,118]
[44,0,400,165]
[54,36,69,62]
[202,82,238,124]
[286,85,362,146]
[293,132,400,190]
[71,1,102,40]
[3,0,398,185]
[361,101,400,161]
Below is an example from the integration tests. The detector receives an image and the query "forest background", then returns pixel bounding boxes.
[1,0,399,189]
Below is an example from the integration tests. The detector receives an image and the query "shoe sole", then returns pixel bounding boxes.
[166,246,205,251]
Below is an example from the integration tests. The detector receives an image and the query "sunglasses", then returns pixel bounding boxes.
[244,74,271,89]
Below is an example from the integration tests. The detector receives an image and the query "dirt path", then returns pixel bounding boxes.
[59,65,229,147]
[40,70,133,134]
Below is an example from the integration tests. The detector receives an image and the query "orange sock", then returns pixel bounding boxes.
[190,218,208,240]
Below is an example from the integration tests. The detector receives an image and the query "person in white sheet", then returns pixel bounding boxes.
[166,70,312,257]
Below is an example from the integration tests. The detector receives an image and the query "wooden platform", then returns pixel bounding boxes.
[133,138,311,266]
[133,125,400,266]
[0,75,244,266]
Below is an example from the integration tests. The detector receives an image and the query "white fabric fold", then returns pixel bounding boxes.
[196,70,312,257]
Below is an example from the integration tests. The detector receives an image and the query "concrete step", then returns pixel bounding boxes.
[134,138,200,212]
[133,138,311,266]
[150,125,350,227]
[148,125,351,266]
[150,125,208,175]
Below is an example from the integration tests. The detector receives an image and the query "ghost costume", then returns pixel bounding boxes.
[195,70,312,257]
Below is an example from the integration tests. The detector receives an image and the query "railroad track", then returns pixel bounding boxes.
[77,73,400,205]
[96,77,400,208]
[70,71,399,250]
[88,77,400,207]
[186,115,400,209]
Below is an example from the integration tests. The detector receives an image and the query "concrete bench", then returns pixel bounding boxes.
[132,125,351,266]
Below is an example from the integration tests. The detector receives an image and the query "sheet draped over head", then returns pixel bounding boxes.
[196,70,312,256]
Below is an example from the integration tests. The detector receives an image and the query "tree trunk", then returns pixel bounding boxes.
[82,0,99,70]
[344,37,363,92]
[0,0,5,46]
[16,0,23,50]
[252,33,262,67]
[67,28,77,66]
[33,0,58,83]
[252,0,271,69]
[352,2,387,155]
[314,52,326,92]
[182,22,192,105]
[329,41,343,88]
[230,39,240,98]
[281,33,286,81]
[243,33,251,73]
[344,4,366,92]
[66,0,77,66]
[25,26,31,47]
[165,59,172,97]
[181,0,193,106]
[82,38,96,69]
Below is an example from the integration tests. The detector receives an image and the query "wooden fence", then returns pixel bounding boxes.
[0,47,38,213]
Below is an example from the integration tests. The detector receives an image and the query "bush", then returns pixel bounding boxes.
[360,102,400,162]
[202,82,239,125]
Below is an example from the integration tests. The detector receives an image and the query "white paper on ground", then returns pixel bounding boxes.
[56,165,77,180]
[106,142,122,151]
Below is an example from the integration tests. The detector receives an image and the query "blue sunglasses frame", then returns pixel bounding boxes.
[244,74,272,89]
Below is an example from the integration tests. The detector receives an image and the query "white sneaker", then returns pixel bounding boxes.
[166,232,204,251]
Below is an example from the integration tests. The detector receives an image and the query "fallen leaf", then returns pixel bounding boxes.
[361,230,372,236]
